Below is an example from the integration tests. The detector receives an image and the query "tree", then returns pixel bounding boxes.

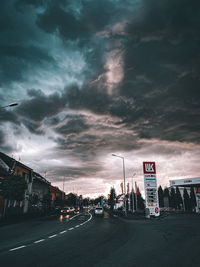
[158,186,164,207]
[190,187,196,211]
[42,193,52,213]
[65,193,77,207]
[83,197,90,207]
[130,189,135,212]
[108,187,116,211]
[163,187,170,208]
[136,187,145,210]
[170,187,176,209]
[0,174,26,201]
[183,188,190,211]
[175,187,183,210]
[94,195,104,205]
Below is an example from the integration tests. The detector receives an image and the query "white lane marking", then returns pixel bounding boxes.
[69,213,81,220]
[78,212,92,226]
[9,245,26,251]
[34,239,45,244]
[59,230,67,234]
[48,234,57,238]
[8,212,92,252]
[87,213,92,222]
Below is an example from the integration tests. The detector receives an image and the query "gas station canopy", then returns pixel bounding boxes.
[169,177,200,187]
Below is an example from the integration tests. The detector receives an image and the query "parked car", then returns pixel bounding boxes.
[94,207,104,216]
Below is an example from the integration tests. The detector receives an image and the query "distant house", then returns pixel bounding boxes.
[0,151,65,219]
[114,194,124,210]
[31,172,51,210]
[49,185,65,207]
[0,152,33,216]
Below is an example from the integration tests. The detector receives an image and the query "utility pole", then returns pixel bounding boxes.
[132,178,134,213]
[112,154,127,216]
[131,173,136,213]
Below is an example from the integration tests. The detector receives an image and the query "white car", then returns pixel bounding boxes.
[94,207,104,216]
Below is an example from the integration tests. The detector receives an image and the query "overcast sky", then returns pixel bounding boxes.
[0,0,200,198]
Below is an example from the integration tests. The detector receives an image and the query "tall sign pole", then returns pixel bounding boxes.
[143,162,160,217]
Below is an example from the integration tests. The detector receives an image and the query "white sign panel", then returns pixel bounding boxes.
[169,177,200,187]
[143,162,160,216]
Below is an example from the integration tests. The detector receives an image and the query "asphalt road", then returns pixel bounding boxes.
[0,211,200,267]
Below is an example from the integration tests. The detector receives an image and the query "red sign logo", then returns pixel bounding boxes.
[155,207,159,213]
[143,162,156,174]
[195,187,200,193]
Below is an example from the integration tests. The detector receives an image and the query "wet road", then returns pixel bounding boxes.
[0,211,200,267]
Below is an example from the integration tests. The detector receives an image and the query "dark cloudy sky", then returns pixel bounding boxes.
[0,0,200,197]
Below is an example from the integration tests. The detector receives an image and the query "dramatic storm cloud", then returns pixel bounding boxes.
[0,0,200,197]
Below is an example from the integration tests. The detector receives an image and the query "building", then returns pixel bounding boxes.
[0,152,33,215]
[31,172,51,211]
[0,151,66,218]
[0,157,10,218]
[169,177,200,213]
[114,194,124,210]
[49,185,65,208]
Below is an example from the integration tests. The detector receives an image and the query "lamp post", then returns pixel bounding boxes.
[112,154,127,215]
[0,102,18,109]
[131,173,136,212]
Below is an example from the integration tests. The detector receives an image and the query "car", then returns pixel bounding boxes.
[67,207,75,214]
[60,207,70,215]
[60,207,75,215]
[74,207,80,214]
[94,207,104,216]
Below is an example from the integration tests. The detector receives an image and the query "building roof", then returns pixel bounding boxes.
[33,172,51,185]
[0,155,11,177]
[0,152,15,170]
[169,177,200,187]
[0,152,32,172]
[49,185,64,195]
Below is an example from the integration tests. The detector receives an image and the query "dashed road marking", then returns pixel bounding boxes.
[7,212,93,252]
[34,239,45,244]
[48,234,57,238]
[59,230,67,234]
[9,245,26,251]
[69,213,82,220]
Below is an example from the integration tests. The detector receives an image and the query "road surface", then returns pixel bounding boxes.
[0,211,200,267]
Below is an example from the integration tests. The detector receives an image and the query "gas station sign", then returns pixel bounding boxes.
[143,162,160,216]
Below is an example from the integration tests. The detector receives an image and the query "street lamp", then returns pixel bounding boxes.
[112,153,127,215]
[0,102,18,109]
[112,154,126,195]
[131,173,136,212]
